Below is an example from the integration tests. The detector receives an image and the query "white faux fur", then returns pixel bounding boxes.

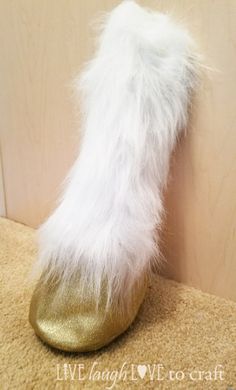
[35,1,199,305]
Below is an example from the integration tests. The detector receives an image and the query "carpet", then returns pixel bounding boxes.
[1,217,236,389]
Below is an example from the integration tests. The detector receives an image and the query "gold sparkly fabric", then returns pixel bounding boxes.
[29,274,147,352]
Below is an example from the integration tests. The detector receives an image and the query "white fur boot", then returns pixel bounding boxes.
[29,1,199,352]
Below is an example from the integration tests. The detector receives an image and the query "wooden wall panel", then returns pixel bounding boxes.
[0,0,235,301]
[0,145,6,217]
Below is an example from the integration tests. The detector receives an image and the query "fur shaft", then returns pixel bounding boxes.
[35,1,199,305]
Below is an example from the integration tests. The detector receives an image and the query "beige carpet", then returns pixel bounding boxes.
[1,217,236,389]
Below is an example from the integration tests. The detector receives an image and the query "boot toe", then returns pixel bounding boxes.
[29,275,147,352]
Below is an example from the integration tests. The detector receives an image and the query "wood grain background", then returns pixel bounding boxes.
[0,0,235,301]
